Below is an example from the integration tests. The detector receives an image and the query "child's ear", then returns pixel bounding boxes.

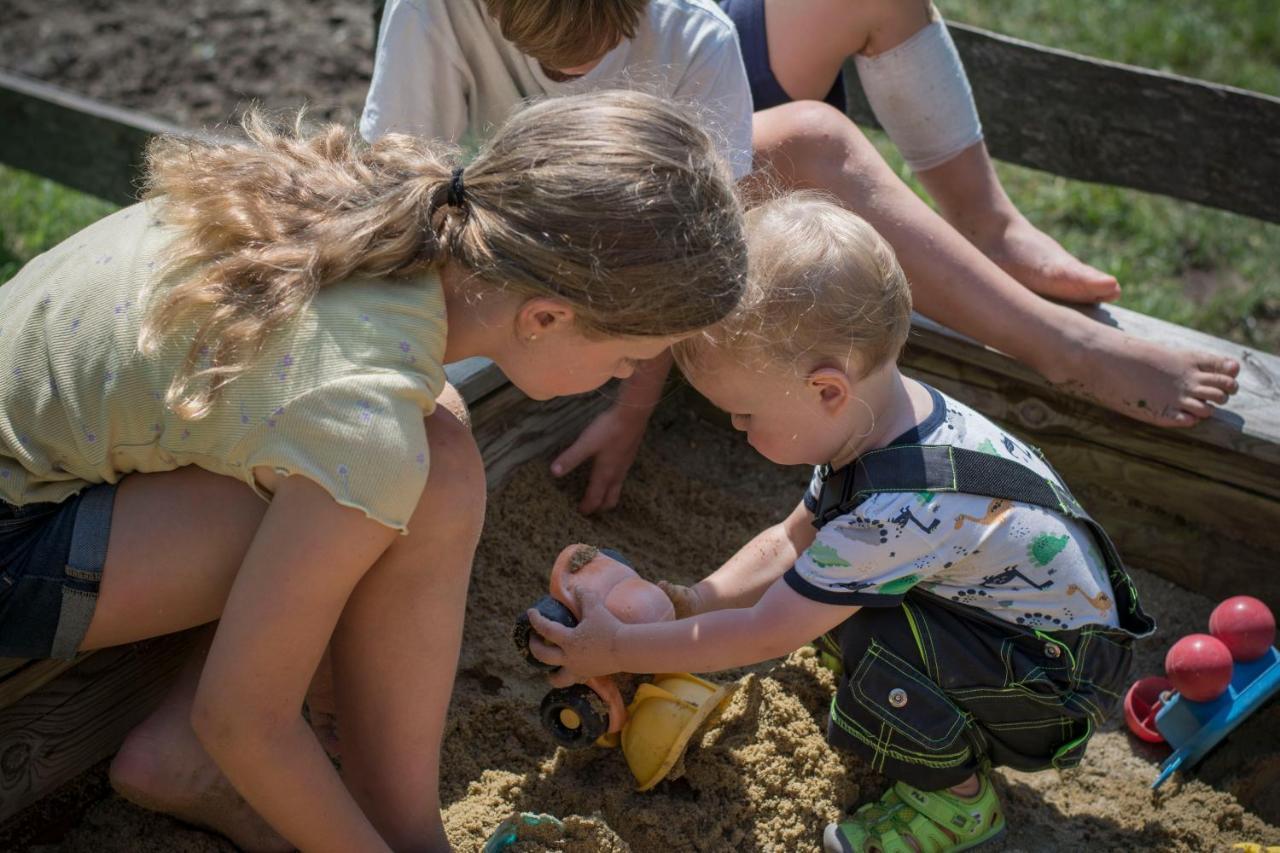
[515,297,576,339]
[807,367,851,413]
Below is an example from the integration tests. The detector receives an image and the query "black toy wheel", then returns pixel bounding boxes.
[512,594,577,671]
[540,684,610,749]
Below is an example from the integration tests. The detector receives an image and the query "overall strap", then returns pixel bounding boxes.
[812,445,1083,527]
[812,445,1155,637]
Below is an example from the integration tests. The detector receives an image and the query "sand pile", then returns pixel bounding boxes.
[7,401,1280,851]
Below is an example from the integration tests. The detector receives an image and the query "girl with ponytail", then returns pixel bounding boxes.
[0,90,745,851]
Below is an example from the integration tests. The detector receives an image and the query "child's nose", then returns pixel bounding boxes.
[730,414,749,432]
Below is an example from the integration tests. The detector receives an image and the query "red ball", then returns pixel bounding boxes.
[1209,595,1276,662]
[1165,634,1234,702]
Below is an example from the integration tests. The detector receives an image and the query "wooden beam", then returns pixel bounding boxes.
[842,23,1280,223]
[0,633,200,821]
[0,71,186,207]
[472,382,613,490]
[898,303,1280,608]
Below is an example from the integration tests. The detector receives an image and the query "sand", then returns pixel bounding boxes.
[3,397,1277,852]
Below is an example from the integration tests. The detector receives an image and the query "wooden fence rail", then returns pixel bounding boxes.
[842,22,1280,223]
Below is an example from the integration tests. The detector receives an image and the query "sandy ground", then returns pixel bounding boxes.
[2,399,1277,852]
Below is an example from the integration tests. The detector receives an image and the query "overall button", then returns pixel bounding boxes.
[1044,643,1062,659]
[888,688,908,708]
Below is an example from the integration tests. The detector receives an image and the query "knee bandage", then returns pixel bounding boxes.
[853,20,983,172]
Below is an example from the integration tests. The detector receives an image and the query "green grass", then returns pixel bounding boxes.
[915,1,1280,351]
[0,166,116,282]
[1,1,1277,351]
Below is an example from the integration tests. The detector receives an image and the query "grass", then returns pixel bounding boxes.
[1,1,1277,351]
[0,166,115,282]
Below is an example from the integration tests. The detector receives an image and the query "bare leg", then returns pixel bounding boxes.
[916,143,1121,303]
[763,0,1120,303]
[749,101,1239,427]
[328,407,485,850]
[94,407,483,850]
[110,629,293,852]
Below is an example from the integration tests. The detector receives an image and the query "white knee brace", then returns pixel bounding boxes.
[853,19,983,172]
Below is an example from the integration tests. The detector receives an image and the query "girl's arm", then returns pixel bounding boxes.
[192,474,400,853]
[529,573,858,682]
[667,499,817,616]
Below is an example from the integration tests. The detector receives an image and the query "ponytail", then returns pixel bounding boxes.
[141,91,746,418]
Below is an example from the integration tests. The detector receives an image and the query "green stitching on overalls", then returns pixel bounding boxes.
[901,603,930,675]
[829,697,973,769]
[852,646,967,747]
[1050,717,1093,769]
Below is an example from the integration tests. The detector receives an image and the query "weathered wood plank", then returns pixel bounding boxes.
[0,632,199,821]
[906,304,1280,474]
[445,357,508,406]
[0,71,185,207]
[472,383,613,490]
[842,23,1280,222]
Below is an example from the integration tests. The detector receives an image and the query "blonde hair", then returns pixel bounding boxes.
[484,0,647,69]
[140,90,746,418]
[675,193,911,377]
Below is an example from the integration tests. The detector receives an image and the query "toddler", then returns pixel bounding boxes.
[529,193,1155,852]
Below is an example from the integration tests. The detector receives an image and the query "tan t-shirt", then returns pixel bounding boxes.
[0,201,448,533]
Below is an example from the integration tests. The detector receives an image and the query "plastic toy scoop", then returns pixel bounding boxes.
[602,672,733,790]
[1124,675,1173,743]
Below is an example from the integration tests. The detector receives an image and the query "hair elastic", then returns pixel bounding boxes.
[447,166,466,207]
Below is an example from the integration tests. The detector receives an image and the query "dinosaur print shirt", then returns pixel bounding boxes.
[785,385,1120,630]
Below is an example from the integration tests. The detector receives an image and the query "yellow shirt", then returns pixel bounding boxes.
[0,201,448,532]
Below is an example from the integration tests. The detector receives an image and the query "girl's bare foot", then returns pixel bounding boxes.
[110,701,293,852]
[1035,309,1240,428]
[979,214,1121,304]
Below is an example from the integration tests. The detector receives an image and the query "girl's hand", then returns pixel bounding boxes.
[550,402,651,515]
[526,589,623,681]
[658,580,705,619]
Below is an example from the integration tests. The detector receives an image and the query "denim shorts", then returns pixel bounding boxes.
[0,483,117,660]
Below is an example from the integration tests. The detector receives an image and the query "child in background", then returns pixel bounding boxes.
[364,0,1238,517]
[0,91,745,852]
[528,194,1154,852]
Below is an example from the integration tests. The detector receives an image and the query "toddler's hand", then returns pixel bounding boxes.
[527,589,623,681]
[658,580,704,619]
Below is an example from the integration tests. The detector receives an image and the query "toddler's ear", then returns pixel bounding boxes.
[807,367,851,412]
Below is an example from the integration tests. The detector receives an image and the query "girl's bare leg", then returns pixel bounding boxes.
[328,407,485,850]
[763,0,1120,302]
[93,407,483,850]
[749,101,1239,427]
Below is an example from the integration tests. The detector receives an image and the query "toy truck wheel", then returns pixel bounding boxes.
[540,685,610,749]
[512,595,578,671]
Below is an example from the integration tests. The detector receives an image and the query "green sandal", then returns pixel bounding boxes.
[823,774,1005,853]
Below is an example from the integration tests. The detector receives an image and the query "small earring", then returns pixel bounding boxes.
[526,333,538,343]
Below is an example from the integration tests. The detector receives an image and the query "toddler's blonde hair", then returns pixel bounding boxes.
[676,192,911,377]
[139,90,745,418]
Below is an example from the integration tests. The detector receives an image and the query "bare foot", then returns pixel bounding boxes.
[978,215,1121,304]
[1036,310,1241,428]
[110,703,293,852]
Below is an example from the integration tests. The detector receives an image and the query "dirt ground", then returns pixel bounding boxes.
[0,401,1276,852]
[1,3,1278,850]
